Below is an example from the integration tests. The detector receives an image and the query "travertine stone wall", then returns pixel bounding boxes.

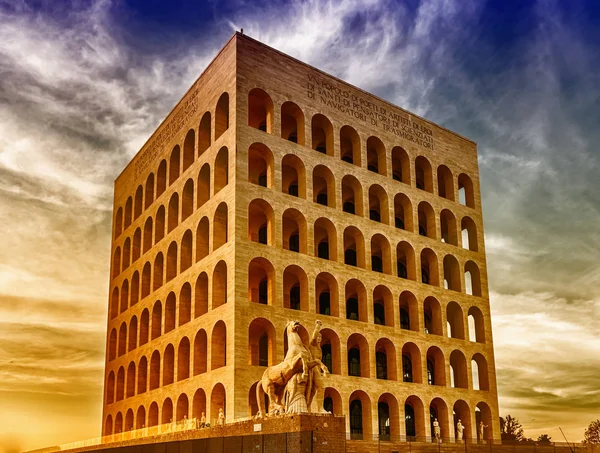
[102,32,500,443]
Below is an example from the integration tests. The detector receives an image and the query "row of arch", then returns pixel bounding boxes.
[114,90,229,240]
[248,201,482,295]
[108,264,228,361]
[105,386,494,442]
[107,314,488,409]
[110,205,229,319]
[249,143,478,252]
[247,318,489,390]
[248,257,484,326]
[247,88,476,207]
[106,323,225,405]
[104,385,224,434]
[112,149,229,280]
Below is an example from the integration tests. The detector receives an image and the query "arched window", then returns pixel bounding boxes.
[151,301,162,340]
[371,234,391,275]
[248,89,273,133]
[345,279,367,322]
[344,226,365,268]
[137,356,147,394]
[366,136,386,175]
[153,252,164,291]
[248,143,274,188]
[168,193,179,233]
[440,209,458,245]
[369,185,389,224]
[311,114,333,155]
[110,287,118,319]
[427,346,446,385]
[213,202,228,250]
[248,258,274,306]
[415,156,433,192]
[248,318,275,367]
[424,296,442,335]
[134,186,143,220]
[195,272,208,317]
[114,208,123,239]
[461,216,478,252]
[376,350,387,380]
[348,348,361,377]
[165,292,176,333]
[212,261,228,308]
[468,306,485,343]
[392,146,410,184]
[281,101,305,145]
[248,199,274,245]
[281,208,306,253]
[145,174,155,209]
[465,261,482,296]
[405,403,416,437]
[197,163,210,208]
[340,126,361,166]
[443,255,461,291]
[458,173,475,208]
[139,309,149,346]
[179,283,191,326]
[347,334,369,377]
[378,401,390,440]
[313,165,336,208]
[124,197,133,230]
[350,400,363,439]
[281,154,306,198]
[437,165,454,200]
[196,216,209,262]
[421,248,439,286]
[193,329,207,375]
[315,272,338,317]
[182,179,194,222]
[314,217,337,261]
[198,112,211,156]
[402,354,413,382]
[214,147,229,193]
[165,242,177,283]
[169,145,180,186]
[211,321,227,369]
[177,337,190,381]
[155,206,165,244]
[215,93,229,140]
[183,129,195,172]
[342,175,363,216]
[157,160,167,198]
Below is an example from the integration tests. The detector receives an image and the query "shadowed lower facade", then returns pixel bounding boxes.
[102,32,500,442]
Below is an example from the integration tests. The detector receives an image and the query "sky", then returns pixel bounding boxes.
[0,0,599,451]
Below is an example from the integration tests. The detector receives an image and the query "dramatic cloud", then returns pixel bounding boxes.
[0,0,598,450]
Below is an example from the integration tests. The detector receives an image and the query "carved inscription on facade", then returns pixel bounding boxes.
[306,75,435,150]
[134,89,199,178]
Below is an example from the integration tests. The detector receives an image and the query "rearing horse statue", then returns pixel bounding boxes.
[255,321,326,417]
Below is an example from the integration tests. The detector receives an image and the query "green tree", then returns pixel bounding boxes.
[500,415,525,442]
[583,420,600,445]
[537,434,552,444]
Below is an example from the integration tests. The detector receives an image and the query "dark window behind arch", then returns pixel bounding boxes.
[350,400,363,439]
[376,350,387,379]
[348,348,361,376]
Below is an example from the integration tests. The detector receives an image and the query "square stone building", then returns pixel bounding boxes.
[102,32,500,443]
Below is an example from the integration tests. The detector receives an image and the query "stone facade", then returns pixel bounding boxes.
[102,32,500,443]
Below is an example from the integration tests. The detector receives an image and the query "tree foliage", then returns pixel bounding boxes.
[537,434,552,443]
[500,415,526,442]
[584,420,600,445]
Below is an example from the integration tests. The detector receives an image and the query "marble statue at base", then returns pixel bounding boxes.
[255,320,329,418]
